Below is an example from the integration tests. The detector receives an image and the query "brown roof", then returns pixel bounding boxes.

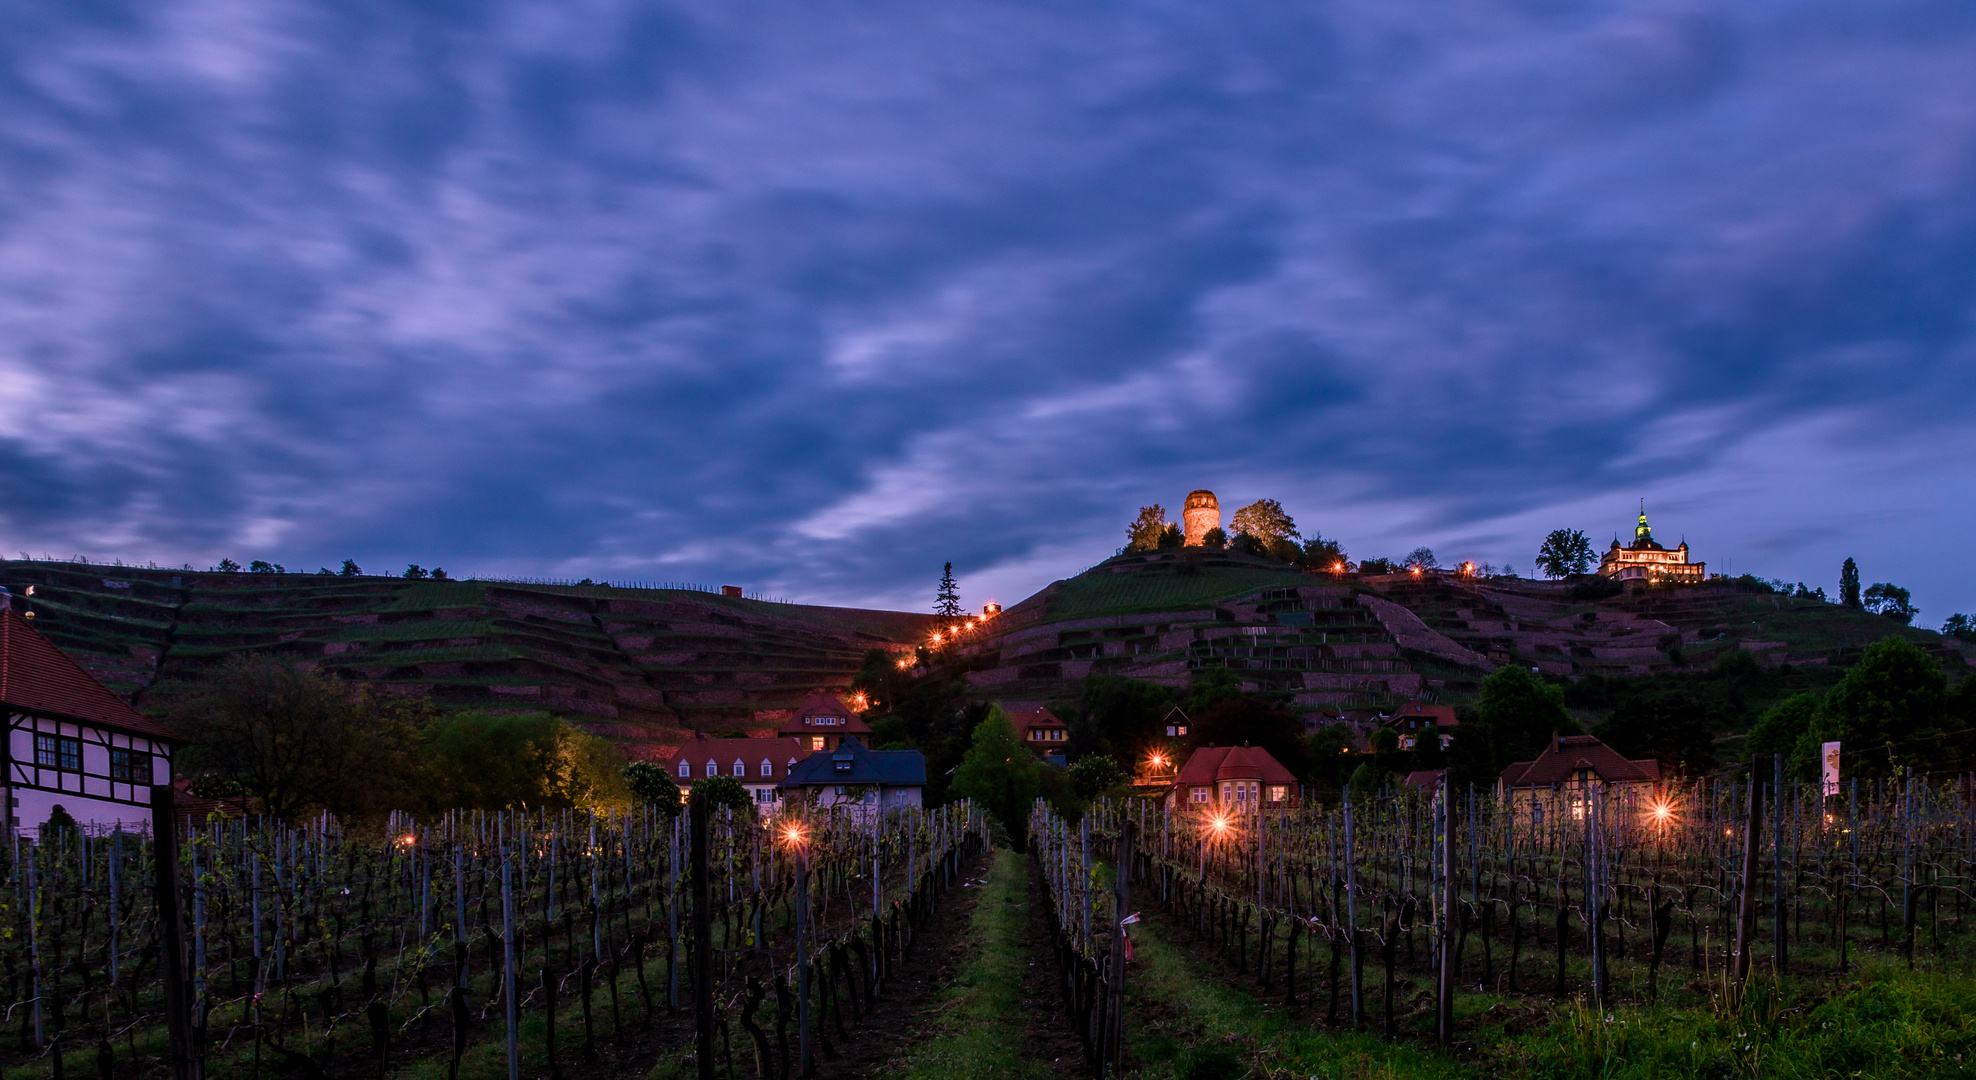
[1403,769,1447,798]
[0,607,181,742]
[1498,733,1661,788]
[1008,707,1067,737]
[673,735,818,784]
[1385,700,1458,729]
[1172,745,1298,790]
[776,692,871,737]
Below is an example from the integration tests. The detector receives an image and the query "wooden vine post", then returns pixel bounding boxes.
[1107,821,1136,1078]
[1437,792,1456,1047]
[1731,778,1762,997]
[150,784,198,1080]
[689,790,714,1080]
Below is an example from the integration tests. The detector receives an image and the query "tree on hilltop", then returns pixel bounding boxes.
[1303,534,1347,571]
[1535,528,1594,578]
[1231,499,1298,546]
[1201,527,1227,550]
[1157,524,1183,549]
[1944,613,1976,643]
[1401,547,1438,572]
[1840,557,1861,609]
[935,562,963,619]
[1126,506,1169,552]
[1863,582,1916,625]
[339,559,362,577]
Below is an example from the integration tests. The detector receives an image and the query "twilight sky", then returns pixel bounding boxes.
[2,0,1975,619]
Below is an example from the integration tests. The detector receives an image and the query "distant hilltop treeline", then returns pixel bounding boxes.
[3,551,791,603]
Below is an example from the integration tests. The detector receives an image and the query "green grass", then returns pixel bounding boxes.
[881,845,1056,1080]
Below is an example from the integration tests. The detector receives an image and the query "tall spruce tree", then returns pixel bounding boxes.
[1840,557,1862,609]
[935,562,963,619]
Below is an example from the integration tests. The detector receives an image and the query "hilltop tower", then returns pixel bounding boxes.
[1182,490,1220,546]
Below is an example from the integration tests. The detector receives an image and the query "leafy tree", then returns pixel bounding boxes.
[1156,524,1183,549]
[951,708,1041,850]
[1302,535,1347,572]
[315,567,334,575]
[151,655,419,820]
[935,563,963,618]
[1840,558,1861,609]
[1863,582,1916,625]
[1810,635,1950,777]
[1201,527,1227,550]
[1347,762,1395,798]
[1229,532,1266,557]
[1591,690,1717,777]
[623,761,683,814]
[868,714,912,750]
[549,728,633,812]
[1066,755,1126,800]
[248,560,284,574]
[1126,506,1169,552]
[1189,695,1311,779]
[340,559,363,577]
[1535,529,1594,579]
[432,568,449,581]
[216,558,241,573]
[1358,557,1395,575]
[1304,724,1357,790]
[1746,693,1820,763]
[1080,676,1175,760]
[1230,500,1298,546]
[419,712,565,811]
[692,775,753,814]
[1944,614,1976,643]
[1472,665,1580,774]
[1368,727,1399,755]
[1266,537,1304,564]
[1401,547,1438,572]
[404,564,429,580]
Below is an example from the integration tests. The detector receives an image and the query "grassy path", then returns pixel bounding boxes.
[1122,909,1472,1080]
[881,845,1056,1080]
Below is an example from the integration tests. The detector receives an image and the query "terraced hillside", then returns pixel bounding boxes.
[0,560,936,753]
[947,551,1975,713]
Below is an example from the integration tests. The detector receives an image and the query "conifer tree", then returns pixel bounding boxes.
[1840,557,1861,609]
[935,562,963,619]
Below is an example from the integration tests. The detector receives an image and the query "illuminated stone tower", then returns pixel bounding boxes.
[1182,490,1220,546]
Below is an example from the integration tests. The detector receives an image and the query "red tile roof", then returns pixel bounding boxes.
[1386,700,1458,728]
[1498,734,1660,788]
[1008,707,1067,738]
[777,692,871,736]
[1172,745,1298,790]
[673,735,816,784]
[0,608,181,742]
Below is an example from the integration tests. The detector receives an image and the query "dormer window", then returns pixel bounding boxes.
[834,758,852,773]
[678,761,691,779]
[760,759,773,777]
[705,761,717,778]
[732,759,745,777]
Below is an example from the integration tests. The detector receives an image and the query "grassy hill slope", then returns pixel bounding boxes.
[0,560,936,753]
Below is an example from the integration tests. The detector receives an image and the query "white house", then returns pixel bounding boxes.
[0,602,180,833]
[670,734,818,814]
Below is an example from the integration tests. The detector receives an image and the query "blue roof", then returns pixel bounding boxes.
[780,739,926,788]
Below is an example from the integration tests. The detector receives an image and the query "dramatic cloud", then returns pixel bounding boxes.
[2,0,1973,617]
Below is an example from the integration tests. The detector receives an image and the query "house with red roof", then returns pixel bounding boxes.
[1498,733,1661,824]
[777,692,871,752]
[1166,744,1299,813]
[671,733,817,814]
[1385,700,1458,752]
[1004,705,1069,760]
[0,598,180,832]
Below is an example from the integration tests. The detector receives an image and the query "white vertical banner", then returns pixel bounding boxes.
[1821,741,1842,798]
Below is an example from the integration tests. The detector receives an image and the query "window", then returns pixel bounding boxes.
[704,761,717,778]
[757,788,776,803]
[732,760,745,777]
[760,760,773,777]
[811,736,825,750]
[111,748,152,784]
[35,735,80,772]
[678,761,691,778]
[1190,787,1209,803]
[1219,782,1231,803]
[1268,785,1287,804]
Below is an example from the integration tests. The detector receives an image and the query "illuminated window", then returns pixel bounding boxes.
[1268,785,1287,803]
[811,736,825,750]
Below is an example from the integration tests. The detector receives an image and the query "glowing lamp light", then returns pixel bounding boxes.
[397,833,416,849]
[781,824,809,849]
[1209,815,1230,835]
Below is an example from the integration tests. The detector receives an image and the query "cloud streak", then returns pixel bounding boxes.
[0,0,1973,617]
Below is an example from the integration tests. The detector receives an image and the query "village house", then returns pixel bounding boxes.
[777,692,871,751]
[0,598,180,833]
[1166,744,1299,813]
[1385,700,1458,751]
[780,738,925,815]
[671,733,817,813]
[1003,704,1069,765]
[1498,733,1661,824]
